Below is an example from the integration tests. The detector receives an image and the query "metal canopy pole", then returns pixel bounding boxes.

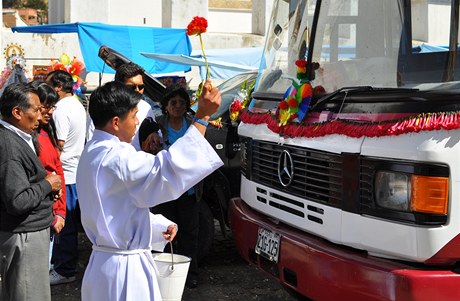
[444,0,459,82]
[306,0,322,81]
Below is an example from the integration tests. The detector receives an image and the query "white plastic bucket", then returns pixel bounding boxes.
[152,252,191,301]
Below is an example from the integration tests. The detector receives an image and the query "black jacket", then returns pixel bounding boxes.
[0,124,54,233]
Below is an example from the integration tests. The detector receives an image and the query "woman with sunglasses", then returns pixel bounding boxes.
[30,80,66,268]
[152,84,202,289]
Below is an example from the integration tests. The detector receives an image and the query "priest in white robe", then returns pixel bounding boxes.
[76,80,223,301]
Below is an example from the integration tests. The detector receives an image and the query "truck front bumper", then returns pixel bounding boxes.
[229,198,460,301]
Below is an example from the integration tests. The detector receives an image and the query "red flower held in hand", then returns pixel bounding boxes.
[186,17,208,36]
[187,16,210,97]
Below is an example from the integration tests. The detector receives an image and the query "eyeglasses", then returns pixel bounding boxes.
[169,99,186,106]
[41,104,57,111]
[126,84,145,91]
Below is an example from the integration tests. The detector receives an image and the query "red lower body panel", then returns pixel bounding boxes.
[229,198,460,301]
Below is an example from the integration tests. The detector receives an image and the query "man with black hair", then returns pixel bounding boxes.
[86,62,158,150]
[76,80,223,300]
[114,62,161,150]
[0,83,62,300]
[46,69,87,285]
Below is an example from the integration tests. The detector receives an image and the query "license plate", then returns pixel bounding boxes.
[255,227,280,263]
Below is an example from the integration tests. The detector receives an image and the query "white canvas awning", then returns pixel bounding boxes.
[141,47,262,79]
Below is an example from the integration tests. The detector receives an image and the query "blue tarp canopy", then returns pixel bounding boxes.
[11,22,192,74]
[141,47,262,79]
[193,47,262,79]
[415,43,449,53]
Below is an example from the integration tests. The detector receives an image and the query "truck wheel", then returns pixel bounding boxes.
[197,200,215,264]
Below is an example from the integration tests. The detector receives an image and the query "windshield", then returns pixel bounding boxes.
[256,0,460,96]
[191,71,257,119]
[256,0,312,93]
[210,72,257,119]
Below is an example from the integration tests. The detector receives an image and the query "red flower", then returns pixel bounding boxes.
[279,100,289,110]
[186,16,208,36]
[69,59,84,76]
[230,100,243,112]
[186,16,210,92]
[52,62,66,71]
[288,98,298,108]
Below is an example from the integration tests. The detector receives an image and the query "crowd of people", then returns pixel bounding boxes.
[0,62,223,301]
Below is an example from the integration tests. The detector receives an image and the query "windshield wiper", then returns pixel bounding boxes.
[311,86,372,110]
[310,86,418,111]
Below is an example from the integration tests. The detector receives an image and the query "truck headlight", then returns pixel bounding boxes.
[375,171,449,215]
[375,171,411,211]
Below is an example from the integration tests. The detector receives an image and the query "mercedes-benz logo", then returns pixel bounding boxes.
[278,150,294,187]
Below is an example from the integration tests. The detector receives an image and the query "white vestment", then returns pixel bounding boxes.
[76,126,223,301]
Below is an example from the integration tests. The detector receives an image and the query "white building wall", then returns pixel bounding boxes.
[208,10,252,33]
[68,0,110,23]
[108,0,162,27]
[2,31,81,62]
[162,0,208,28]
[412,2,455,46]
[411,0,428,43]
[428,3,451,46]
[49,0,163,26]
[1,29,84,78]
[48,0,271,33]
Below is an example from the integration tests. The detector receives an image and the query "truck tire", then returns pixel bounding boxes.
[197,200,215,264]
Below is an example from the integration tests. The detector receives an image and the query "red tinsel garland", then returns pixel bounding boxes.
[240,110,460,138]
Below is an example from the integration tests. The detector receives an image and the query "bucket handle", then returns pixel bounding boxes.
[151,255,173,278]
[151,241,176,278]
[169,241,174,271]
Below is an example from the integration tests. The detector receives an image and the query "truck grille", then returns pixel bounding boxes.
[359,159,375,210]
[246,139,448,226]
[251,141,343,207]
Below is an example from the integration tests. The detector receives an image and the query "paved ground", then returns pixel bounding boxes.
[51,223,297,301]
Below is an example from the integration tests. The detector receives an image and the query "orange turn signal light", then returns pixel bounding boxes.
[411,175,449,215]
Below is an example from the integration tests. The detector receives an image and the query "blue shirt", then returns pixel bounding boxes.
[167,118,195,195]
[166,118,188,145]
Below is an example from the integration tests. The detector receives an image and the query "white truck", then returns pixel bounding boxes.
[229,0,460,300]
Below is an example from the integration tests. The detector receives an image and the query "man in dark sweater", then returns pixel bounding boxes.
[0,83,62,301]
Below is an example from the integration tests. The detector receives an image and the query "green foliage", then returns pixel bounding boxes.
[25,0,47,11]
[3,0,47,10]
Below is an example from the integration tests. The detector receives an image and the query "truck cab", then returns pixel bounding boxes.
[229,1,460,300]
